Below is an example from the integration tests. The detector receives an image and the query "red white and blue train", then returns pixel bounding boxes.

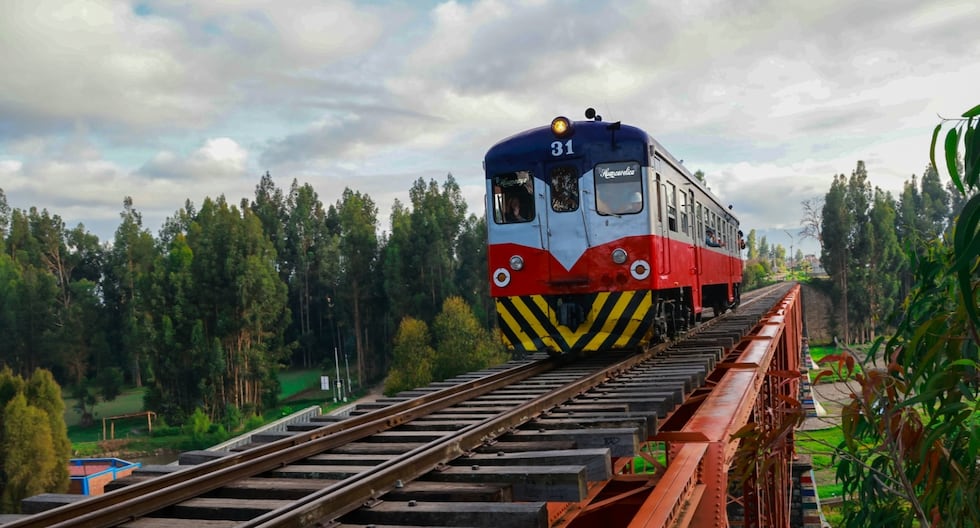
[485,109,744,355]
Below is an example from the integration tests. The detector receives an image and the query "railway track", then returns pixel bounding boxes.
[10,283,795,528]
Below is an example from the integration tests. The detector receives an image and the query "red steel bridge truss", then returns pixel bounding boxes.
[556,284,804,528]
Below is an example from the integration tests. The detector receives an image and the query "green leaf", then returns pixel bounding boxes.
[946,358,979,369]
[930,123,942,165]
[961,103,980,118]
[966,117,980,188]
[945,127,961,188]
[951,194,980,271]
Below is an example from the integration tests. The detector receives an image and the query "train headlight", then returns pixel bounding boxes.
[551,116,573,138]
[612,248,628,265]
[493,268,511,287]
[631,259,651,280]
[509,255,525,271]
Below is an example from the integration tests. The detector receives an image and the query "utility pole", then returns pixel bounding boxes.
[327,296,345,402]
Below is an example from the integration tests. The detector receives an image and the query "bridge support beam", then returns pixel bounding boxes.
[606,284,803,528]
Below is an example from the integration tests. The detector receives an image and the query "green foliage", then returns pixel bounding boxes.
[384,317,436,396]
[0,368,70,513]
[432,296,508,381]
[746,229,758,259]
[332,187,380,386]
[143,196,289,424]
[181,407,229,450]
[832,105,980,527]
[2,395,58,512]
[741,259,771,291]
[96,367,124,402]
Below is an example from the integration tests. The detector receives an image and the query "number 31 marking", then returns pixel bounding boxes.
[551,140,574,156]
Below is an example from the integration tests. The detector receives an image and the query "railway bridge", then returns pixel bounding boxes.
[7,283,812,528]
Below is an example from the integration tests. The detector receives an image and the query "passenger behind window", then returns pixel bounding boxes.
[505,196,527,222]
[706,227,722,247]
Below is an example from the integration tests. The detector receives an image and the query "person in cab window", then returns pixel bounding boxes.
[505,196,526,222]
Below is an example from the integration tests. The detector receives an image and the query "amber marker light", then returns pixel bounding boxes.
[551,116,572,137]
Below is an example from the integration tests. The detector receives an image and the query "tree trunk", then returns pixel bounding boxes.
[353,279,365,387]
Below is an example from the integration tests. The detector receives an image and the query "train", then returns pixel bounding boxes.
[485,108,744,355]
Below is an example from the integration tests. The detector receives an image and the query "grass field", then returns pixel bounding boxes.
[63,387,147,428]
[278,369,327,400]
[65,368,332,448]
[796,426,844,500]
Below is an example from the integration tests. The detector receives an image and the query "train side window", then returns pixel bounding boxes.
[696,202,703,243]
[595,161,642,215]
[666,182,677,231]
[550,165,579,212]
[655,175,663,223]
[492,170,534,224]
[679,190,689,235]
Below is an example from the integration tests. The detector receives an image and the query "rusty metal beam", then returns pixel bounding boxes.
[618,284,802,528]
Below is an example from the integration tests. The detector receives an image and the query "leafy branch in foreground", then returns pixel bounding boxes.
[832,104,980,527]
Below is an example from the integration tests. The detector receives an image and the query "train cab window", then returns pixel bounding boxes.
[550,165,579,212]
[595,161,642,215]
[665,182,677,231]
[492,170,534,224]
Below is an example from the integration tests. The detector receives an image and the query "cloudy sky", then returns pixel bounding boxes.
[2,0,978,256]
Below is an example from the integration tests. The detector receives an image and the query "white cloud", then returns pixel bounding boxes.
[1,0,978,246]
[137,137,249,181]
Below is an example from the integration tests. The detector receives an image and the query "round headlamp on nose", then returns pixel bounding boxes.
[611,248,628,265]
[509,255,525,271]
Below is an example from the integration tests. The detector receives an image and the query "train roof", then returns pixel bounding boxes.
[484,117,735,223]
[484,119,650,165]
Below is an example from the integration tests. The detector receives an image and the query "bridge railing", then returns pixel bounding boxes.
[637,283,803,527]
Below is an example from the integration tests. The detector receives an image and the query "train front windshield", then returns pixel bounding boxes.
[492,170,535,224]
[595,161,643,215]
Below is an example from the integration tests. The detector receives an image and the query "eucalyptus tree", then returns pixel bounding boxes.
[745,229,758,260]
[405,175,467,322]
[845,162,873,342]
[280,180,331,367]
[757,235,769,264]
[332,188,380,385]
[821,173,852,342]
[251,172,288,265]
[865,188,902,339]
[144,197,288,422]
[382,199,414,324]
[103,197,159,386]
[0,206,103,381]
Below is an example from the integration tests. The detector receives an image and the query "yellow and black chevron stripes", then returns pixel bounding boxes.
[495,290,656,354]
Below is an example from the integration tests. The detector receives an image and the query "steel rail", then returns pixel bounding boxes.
[10,358,559,528]
[244,348,664,527]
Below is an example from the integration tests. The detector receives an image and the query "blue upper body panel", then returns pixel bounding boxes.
[484,120,651,177]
